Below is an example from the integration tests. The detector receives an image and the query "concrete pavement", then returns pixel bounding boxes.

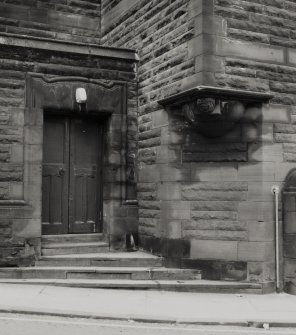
[1,283,296,327]
[0,313,295,335]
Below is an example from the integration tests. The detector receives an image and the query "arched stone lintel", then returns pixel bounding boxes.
[25,73,127,115]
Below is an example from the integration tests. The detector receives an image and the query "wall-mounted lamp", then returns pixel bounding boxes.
[76,88,87,104]
[75,88,87,112]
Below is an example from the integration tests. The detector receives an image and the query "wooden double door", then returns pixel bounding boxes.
[42,116,103,235]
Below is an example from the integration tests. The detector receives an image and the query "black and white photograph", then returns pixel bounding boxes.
[0,0,296,334]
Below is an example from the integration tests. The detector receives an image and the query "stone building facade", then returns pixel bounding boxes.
[0,0,139,266]
[1,0,296,292]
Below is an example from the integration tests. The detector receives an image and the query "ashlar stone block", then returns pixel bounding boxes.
[160,163,191,182]
[247,221,274,242]
[10,144,23,163]
[191,240,238,260]
[222,38,285,64]
[238,241,274,262]
[160,201,191,220]
[184,229,247,241]
[248,143,283,163]
[238,162,275,182]
[158,182,181,200]
[138,165,161,182]
[156,145,181,163]
[238,201,274,222]
[13,218,41,238]
[191,163,238,182]
[262,104,290,124]
[167,221,182,239]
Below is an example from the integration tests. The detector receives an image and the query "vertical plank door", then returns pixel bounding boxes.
[68,119,102,233]
[42,117,69,234]
[42,117,102,235]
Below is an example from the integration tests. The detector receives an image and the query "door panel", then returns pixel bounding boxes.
[42,116,102,235]
[42,118,69,235]
[69,119,102,233]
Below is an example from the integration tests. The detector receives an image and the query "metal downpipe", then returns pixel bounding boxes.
[272,185,280,292]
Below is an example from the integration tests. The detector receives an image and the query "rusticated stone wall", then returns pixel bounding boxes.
[0,38,137,265]
[100,0,296,285]
[214,0,296,98]
[101,0,122,13]
[154,101,278,282]
[101,0,200,269]
[2,0,296,287]
[212,0,296,287]
[0,0,101,43]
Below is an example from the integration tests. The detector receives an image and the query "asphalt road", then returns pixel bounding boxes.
[0,313,295,335]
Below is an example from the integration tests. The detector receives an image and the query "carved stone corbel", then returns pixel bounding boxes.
[158,86,273,138]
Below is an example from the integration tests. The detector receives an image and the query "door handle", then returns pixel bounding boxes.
[59,168,65,177]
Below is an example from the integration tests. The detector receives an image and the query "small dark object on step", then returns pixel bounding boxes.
[126,233,137,252]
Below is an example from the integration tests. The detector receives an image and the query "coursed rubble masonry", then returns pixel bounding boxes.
[102,0,296,284]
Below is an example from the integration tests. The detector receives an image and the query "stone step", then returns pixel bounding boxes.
[41,242,109,256]
[42,233,105,244]
[0,278,266,294]
[0,266,201,281]
[36,252,163,267]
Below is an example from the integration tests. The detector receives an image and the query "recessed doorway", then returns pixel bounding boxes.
[42,115,103,235]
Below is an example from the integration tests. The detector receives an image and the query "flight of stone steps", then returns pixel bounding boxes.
[0,234,266,293]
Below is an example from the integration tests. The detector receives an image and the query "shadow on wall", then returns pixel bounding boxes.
[139,94,274,282]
